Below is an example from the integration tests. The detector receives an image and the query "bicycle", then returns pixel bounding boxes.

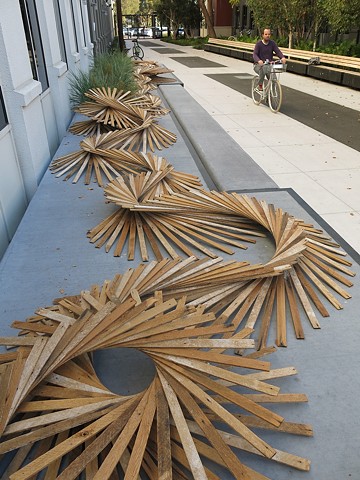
[131,38,144,60]
[251,60,287,113]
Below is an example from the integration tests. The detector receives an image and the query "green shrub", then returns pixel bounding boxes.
[316,40,360,57]
[238,33,255,43]
[349,43,360,57]
[294,39,314,51]
[220,34,256,43]
[68,50,138,108]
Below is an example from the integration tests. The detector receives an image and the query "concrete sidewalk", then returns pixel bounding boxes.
[139,39,360,255]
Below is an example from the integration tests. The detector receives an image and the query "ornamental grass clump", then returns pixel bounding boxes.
[69,50,138,107]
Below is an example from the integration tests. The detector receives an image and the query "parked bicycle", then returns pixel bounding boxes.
[251,60,287,113]
[131,38,144,60]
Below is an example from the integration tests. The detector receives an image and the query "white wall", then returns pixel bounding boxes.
[0,0,110,260]
[0,125,27,252]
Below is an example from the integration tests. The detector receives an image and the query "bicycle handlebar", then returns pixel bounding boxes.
[259,60,287,72]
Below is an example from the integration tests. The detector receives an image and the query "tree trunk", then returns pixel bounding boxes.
[288,30,293,49]
[312,18,319,51]
[198,0,217,38]
[116,0,126,51]
[208,0,214,27]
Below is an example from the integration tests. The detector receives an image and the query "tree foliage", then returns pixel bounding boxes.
[323,0,360,33]
[229,0,360,48]
[121,0,140,15]
[139,0,156,14]
[153,0,201,37]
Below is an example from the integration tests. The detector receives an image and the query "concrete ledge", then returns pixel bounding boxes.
[342,70,360,90]
[205,44,246,61]
[1,65,360,480]
[14,79,42,107]
[159,84,277,192]
[218,46,233,57]
[286,59,308,75]
[230,49,245,60]
[243,51,254,62]
[204,44,220,54]
[307,64,344,84]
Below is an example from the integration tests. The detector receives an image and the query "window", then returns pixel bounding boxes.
[70,1,79,52]
[241,6,248,29]
[78,0,86,47]
[0,88,8,131]
[19,0,49,92]
[53,0,68,64]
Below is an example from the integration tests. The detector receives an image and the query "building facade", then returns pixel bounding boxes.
[0,0,114,259]
[213,0,233,37]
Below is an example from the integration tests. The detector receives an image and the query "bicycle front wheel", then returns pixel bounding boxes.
[251,77,262,105]
[268,80,282,113]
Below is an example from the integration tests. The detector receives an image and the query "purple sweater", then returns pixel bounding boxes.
[253,40,285,63]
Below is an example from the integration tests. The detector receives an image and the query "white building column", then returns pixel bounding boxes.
[35,1,72,145]
[0,1,50,201]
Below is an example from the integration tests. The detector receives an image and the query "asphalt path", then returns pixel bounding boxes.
[206,72,360,151]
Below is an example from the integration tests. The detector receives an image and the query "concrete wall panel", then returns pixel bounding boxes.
[0,127,27,241]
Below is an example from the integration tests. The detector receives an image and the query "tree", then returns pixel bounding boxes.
[139,0,156,14]
[280,0,308,48]
[323,0,360,33]
[229,0,278,35]
[183,0,202,36]
[229,0,360,49]
[198,0,216,37]
[306,0,327,50]
[154,0,201,37]
[229,0,310,48]
[115,0,126,51]
[121,0,140,15]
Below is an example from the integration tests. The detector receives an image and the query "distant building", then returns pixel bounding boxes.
[200,0,233,38]
[213,0,233,37]
[0,0,114,259]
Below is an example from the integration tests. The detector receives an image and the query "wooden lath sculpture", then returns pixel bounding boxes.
[96,150,204,193]
[68,119,115,137]
[71,88,170,132]
[133,60,178,85]
[134,72,157,94]
[125,189,354,345]
[49,132,133,187]
[105,109,177,152]
[49,128,178,186]
[60,86,176,166]
[0,291,311,479]
[67,112,176,154]
[125,92,170,116]
[87,173,264,261]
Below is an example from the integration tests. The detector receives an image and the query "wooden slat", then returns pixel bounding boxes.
[158,370,208,480]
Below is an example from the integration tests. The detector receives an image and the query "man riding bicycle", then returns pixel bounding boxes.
[253,28,286,92]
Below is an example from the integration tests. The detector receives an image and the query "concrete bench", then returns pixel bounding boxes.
[207,38,360,71]
[342,70,360,89]
[307,64,344,84]
[205,38,360,90]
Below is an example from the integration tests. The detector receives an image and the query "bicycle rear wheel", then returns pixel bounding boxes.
[251,77,262,105]
[268,79,282,113]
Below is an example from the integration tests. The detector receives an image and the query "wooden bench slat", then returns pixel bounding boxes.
[207,38,360,71]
